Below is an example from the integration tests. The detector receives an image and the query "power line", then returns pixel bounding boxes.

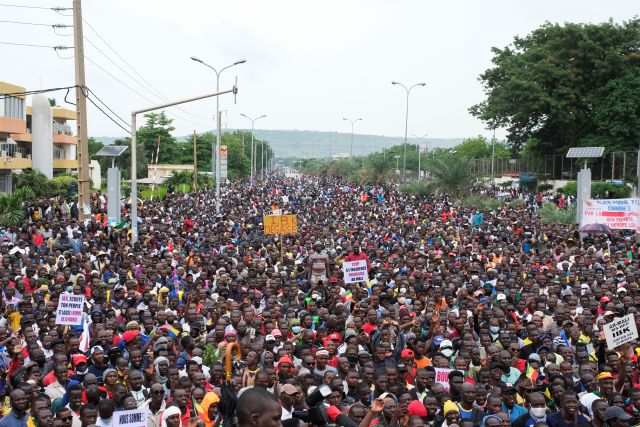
[0,19,70,28]
[0,3,70,10]
[85,55,212,129]
[85,95,131,135]
[0,40,72,49]
[85,87,129,128]
[82,17,213,122]
[0,85,78,100]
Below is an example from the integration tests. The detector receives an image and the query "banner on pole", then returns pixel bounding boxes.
[603,314,638,349]
[263,214,297,235]
[581,198,640,231]
[343,260,368,284]
[55,294,85,326]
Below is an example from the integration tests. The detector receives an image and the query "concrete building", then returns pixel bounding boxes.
[0,81,78,192]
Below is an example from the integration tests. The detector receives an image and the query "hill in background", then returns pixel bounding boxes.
[94,129,462,159]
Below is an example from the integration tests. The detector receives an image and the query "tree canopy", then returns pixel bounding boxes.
[470,19,640,155]
[453,136,510,158]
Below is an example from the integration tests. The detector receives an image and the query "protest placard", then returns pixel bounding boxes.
[263,214,297,235]
[55,294,85,326]
[114,409,147,427]
[434,368,453,392]
[581,199,640,231]
[343,260,368,284]
[603,314,638,349]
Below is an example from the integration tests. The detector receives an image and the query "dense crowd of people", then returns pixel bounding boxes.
[1,171,638,427]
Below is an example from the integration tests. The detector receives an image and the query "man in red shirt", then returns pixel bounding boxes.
[344,245,371,272]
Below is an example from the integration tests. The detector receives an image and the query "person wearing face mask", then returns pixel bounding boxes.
[512,392,547,427]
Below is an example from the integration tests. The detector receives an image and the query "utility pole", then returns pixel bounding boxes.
[192,131,197,191]
[73,0,90,220]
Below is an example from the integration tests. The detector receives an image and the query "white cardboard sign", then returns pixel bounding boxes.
[55,294,85,326]
[603,314,638,349]
[343,260,368,284]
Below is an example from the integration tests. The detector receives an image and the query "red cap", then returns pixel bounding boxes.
[72,354,87,365]
[401,349,415,358]
[600,296,611,303]
[328,333,341,342]
[330,277,339,283]
[122,330,140,343]
[408,400,427,417]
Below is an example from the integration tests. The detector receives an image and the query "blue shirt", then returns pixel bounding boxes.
[0,410,29,427]
[502,403,528,423]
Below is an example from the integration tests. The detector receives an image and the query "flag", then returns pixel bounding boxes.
[79,317,91,353]
[525,363,539,382]
[160,325,180,338]
[193,398,204,418]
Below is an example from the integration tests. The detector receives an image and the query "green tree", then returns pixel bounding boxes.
[88,137,104,158]
[454,136,510,158]
[12,170,52,196]
[137,111,177,167]
[424,151,474,196]
[470,19,640,155]
[358,156,396,185]
[0,189,33,227]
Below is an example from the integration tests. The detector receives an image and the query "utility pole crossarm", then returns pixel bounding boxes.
[132,87,237,116]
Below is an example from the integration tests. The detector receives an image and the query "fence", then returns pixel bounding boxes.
[470,151,640,183]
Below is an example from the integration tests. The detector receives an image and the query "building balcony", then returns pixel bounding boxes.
[0,117,27,135]
[53,159,78,169]
[53,134,77,144]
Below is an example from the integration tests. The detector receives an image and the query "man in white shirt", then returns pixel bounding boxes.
[279,384,298,420]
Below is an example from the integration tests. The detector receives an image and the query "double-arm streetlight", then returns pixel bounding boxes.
[240,113,267,183]
[392,81,426,181]
[190,56,246,212]
[342,117,362,158]
[412,133,428,180]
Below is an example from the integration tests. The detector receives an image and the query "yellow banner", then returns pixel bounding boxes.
[263,214,297,235]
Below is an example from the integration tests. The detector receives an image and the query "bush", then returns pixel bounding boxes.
[560,181,631,199]
[498,180,514,188]
[462,195,503,211]
[538,183,554,192]
[539,203,576,225]
[400,182,433,197]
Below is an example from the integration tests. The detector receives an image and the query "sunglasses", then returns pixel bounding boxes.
[60,417,73,422]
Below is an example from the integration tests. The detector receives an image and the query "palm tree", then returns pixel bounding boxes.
[0,188,34,227]
[163,170,193,190]
[359,156,395,185]
[424,151,475,196]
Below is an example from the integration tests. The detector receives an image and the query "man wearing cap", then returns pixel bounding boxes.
[279,383,298,421]
[603,406,633,427]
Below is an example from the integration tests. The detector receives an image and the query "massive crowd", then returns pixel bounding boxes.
[1,172,638,427]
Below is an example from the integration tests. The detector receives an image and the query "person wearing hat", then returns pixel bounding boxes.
[279,383,298,421]
[602,405,632,427]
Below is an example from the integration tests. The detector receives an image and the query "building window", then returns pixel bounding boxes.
[4,96,24,120]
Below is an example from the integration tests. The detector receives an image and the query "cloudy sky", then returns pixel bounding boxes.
[2,0,637,140]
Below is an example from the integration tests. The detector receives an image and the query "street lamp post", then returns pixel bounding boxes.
[240,114,267,183]
[395,155,401,175]
[342,117,362,159]
[190,56,246,213]
[392,81,426,181]
[130,86,237,243]
[412,133,428,180]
